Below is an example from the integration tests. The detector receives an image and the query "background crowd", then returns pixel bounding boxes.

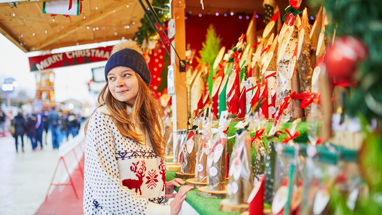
[0,107,83,152]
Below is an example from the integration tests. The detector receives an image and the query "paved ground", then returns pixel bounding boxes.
[0,132,76,215]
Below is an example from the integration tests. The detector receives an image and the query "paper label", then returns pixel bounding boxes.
[198,164,204,172]
[231,181,239,194]
[213,143,224,163]
[219,110,229,126]
[207,153,214,167]
[272,186,288,214]
[227,183,232,195]
[313,189,330,214]
[209,166,218,177]
[187,139,194,154]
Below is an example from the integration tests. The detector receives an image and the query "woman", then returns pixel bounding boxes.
[84,41,192,215]
[12,111,26,152]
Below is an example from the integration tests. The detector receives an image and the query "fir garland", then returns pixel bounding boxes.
[134,0,170,45]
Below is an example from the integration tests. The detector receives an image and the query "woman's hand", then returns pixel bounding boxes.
[169,185,193,215]
[165,178,186,199]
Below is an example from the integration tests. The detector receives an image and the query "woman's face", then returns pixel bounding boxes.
[107,66,139,106]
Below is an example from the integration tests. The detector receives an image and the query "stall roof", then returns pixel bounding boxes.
[0,0,310,53]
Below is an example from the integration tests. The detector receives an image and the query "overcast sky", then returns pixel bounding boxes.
[0,34,119,105]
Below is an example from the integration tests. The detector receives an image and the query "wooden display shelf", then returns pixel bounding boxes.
[165,155,173,162]
[241,209,271,215]
[175,171,195,179]
[166,163,181,172]
[197,185,227,199]
[219,199,248,213]
[186,178,207,188]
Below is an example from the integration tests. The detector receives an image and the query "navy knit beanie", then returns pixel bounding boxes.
[105,48,151,86]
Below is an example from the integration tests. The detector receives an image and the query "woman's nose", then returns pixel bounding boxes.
[116,76,125,86]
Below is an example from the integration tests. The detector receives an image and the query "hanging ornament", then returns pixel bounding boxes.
[325,36,368,81]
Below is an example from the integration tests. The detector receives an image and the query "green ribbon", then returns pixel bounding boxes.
[282,5,302,22]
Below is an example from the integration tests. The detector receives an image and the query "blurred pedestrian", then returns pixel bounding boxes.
[47,107,60,149]
[34,108,44,150]
[43,110,49,145]
[66,110,78,139]
[0,109,6,136]
[12,111,26,153]
[26,113,37,151]
[58,110,66,143]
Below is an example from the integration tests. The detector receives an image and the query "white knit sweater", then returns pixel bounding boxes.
[83,106,170,215]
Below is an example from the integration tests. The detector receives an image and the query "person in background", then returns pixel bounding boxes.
[12,110,26,153]
[43,110,49,145]
[25,113,37,151]
[47,107,60,149]
[58,110,67,143]
[76,113,82,134]
[0,109,6,136]
[66,110,78,139]
[34,108,44,150]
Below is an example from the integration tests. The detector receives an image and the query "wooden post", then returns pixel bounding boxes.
[171,0,188,130]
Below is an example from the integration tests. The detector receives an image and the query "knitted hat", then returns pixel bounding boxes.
[104,48,151,86]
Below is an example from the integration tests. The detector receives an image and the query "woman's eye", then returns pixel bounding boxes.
[108,77,115,81]
[124,73,131,77]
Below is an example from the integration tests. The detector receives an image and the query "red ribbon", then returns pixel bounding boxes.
[69,0,72,10]
[291,92,321,109]
[282,128,300,143]
[316,137,324,145]
[251,41,261,48]
[260,45,271,56]
[255,128,265,141]
[274,91,296,126]
[265,72,276,80]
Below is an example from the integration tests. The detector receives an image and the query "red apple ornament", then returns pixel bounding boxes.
[325,36,368,81]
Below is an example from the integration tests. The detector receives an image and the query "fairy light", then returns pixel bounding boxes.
[224,13,227,17]
[96,27,99,30]
[32,33,35,36]
[52,18,55,22]
[239,15,242,19]
[12,13,15,16]
[198,13,202,17]
[96,7,98,10]
[83,15,86,19]
[87,26,89,29]
[215,12,219,16]
[256,14,259,18]
[127,5,129,8]
[45,30,47,33]
[230,12,234,16]
[114,32,117,35]
[93,28,96,31]
[246,16,250,19]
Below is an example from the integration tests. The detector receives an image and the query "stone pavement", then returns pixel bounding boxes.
[0,133,76,215]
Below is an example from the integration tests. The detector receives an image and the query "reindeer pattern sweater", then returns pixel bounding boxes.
[83,106,170,215]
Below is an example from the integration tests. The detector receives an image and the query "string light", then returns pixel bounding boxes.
[52,18,55,22]
[32,33,35,36]
[256,14,259,18]
[87,26,89,29]
[12,13,15,16]
[239,15,242,19]
[198,13,202,17]
[224,13,227,17]
[246,15,250,19]
[127,5,129,8]
[45,30,47,33]
[96,7,98,10]
[83,16,86,19]
[132,22,135,25]
[114,32,117,35]
[215,12,219,16]
[20,34,23,37]
[230,12,234,16]
[93,28,96,31]
[96,27,99,30]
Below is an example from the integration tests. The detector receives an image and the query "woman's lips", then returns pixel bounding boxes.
[117,90,127,95]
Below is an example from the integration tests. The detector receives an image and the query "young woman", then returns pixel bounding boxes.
[84,41,192,215]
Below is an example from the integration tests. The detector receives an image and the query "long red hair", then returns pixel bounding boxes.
[85,74,165,158]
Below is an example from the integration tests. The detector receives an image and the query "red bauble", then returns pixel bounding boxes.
[325,36,368,80]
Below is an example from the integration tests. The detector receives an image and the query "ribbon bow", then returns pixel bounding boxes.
[282,5,302,21]
[282,128,300,143]
[260,45,271,56]
[274,91,296,126]
[251,41,261,48]
[291,92,321,109]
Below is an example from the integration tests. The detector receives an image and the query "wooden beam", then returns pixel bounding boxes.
[0,0,59,7]
[172,0,187,130]
[41,34,136,50]
[29,0,134,51]
[0,22,28,52]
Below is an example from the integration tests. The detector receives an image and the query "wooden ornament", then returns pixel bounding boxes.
[297,8,313,116]
[175,171,195,179]
[166,163,181,171]
[195,132,209,183]
[186,177,207,188]
[208,130,227,191]
[213,47,226,75]
[263,11,279,45]
[219,199,249,213]
[310,6,322,70]
[197,185,227,199]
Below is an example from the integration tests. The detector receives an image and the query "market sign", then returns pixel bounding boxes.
[28,46,113,72]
